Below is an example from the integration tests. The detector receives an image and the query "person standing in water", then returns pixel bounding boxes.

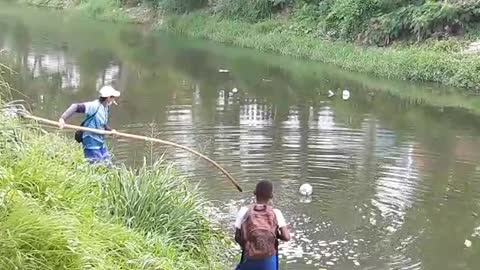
[234,180,291,270]
[58,85,120,163]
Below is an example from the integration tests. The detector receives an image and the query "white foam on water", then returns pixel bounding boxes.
[472,225,480,237]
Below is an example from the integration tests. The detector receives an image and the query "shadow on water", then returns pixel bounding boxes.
[2,3,480,270]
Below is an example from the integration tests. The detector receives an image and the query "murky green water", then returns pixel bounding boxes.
[2,4,480,270]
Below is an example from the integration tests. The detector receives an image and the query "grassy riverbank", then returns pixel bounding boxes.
[9,0,480,90]
[0,84,228,268]
[161,14,480,90]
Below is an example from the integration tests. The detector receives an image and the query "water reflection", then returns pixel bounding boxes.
[2,5,480,270]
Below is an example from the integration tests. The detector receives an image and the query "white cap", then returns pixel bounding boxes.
[99,86,120,98]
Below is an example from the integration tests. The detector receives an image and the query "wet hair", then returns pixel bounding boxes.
[254,180,273,201]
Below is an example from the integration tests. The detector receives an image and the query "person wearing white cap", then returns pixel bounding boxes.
[58,85,121,163]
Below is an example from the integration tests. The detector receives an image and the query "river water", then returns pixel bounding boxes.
[2,4,480,270]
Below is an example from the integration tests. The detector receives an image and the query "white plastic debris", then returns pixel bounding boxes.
[386,226,397,233]
[1,107,19,118]
[218,69,229,73]
[328,90,335,97]
[472,225,480,237]
[232,88,239,93]
[299,183,313,196]
[465,239,472,248]
[342,90,350,100]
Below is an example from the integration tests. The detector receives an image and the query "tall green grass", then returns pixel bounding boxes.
[0,95,228,269]
[106,164,223,255]
[161,14,480,90]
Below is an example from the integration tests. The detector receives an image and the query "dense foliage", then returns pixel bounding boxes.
[17,0,480,45]
[134,0,480,45]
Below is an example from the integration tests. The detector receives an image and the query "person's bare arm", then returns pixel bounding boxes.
[275,210,291,242]
[278,226,291,242]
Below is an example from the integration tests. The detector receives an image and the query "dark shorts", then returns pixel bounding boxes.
[83,147,111,164]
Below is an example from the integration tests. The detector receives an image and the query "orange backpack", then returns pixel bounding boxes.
[240,204,278,259]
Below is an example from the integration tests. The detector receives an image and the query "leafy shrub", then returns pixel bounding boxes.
[287,2,324,36]
[214,0,292,22]
[158,0,209,13]
[361,1,480,45]
[215,0,274,22]
[290,0,480,44]
[77,0,129,22]
[323,0,378,40]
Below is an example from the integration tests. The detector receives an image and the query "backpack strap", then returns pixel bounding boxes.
[241,205,253,229]
[81,104,101,127]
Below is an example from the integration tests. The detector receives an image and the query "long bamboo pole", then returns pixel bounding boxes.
[21,113,243,192]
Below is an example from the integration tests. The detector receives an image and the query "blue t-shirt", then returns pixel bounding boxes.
[82,100,109,150]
